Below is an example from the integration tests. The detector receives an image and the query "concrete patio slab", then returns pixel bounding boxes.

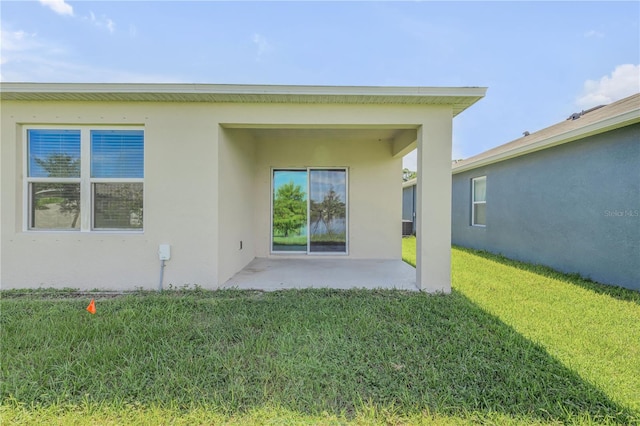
[222,258,419,291]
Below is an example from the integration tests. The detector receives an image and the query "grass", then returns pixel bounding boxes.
[273,233,347,246]
[272,234,307,246]
[404,237,640,415]
[1,239,639,425]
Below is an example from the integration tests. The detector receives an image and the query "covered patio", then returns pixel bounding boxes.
[216,86,487,294]
[222,258,418,291]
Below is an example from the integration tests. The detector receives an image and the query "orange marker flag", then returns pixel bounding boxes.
[86,299,96,314]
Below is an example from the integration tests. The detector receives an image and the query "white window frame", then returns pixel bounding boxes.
[270,167,349,255]
[23,125,144,233]
[471,176,486,227]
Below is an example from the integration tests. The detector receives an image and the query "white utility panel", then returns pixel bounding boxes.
[158,244,171,260]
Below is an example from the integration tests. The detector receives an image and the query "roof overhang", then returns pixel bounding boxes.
[0,83,487,117]
[452,108,640,174]
[403,178,417,188]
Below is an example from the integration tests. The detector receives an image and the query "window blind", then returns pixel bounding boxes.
[28,129,81,178]
[91,130,144,178]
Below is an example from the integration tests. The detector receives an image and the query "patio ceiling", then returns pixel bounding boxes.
[241,127,409,142]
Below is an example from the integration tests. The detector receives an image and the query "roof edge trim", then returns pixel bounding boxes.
[452,109,640,174]
[0,82,487,99]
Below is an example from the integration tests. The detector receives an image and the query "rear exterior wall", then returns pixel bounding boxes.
[1,101,221,290]
[2,100,418,290]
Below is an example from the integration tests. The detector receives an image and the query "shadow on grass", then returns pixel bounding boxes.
[453,245,640,305]
[1,289,636,424]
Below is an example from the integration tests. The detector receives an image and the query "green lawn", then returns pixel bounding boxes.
[1,238,638,425]
[272,234,307,246]
[273,233,347,246]
[404,237,640,417]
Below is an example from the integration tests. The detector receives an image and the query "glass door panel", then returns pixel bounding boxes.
[272,170,308,252]
[309,169,347,253]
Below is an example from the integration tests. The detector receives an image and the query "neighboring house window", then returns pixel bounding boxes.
[472,176,486,227]
[26,127,144,231]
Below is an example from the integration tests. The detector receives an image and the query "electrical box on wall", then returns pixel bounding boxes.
[158,244,171,260]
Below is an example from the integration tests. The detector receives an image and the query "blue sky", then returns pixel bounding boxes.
[273,169,346,203]
[2,1,639,169]
[274,170,308,198]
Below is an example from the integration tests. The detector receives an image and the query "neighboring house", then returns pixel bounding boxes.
[0,83,486,292]
[402,178,417,235]
[452,93,640,291]
[402,161,457,236]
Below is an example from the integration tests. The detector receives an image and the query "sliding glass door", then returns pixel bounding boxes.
[272,170,308,252]
[309,169,347,253]
[272,168,347,254]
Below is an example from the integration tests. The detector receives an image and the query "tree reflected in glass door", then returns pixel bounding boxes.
[272,170,308,252]
[309,169,347,253]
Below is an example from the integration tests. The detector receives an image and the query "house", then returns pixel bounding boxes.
[402,177,417,235]
[402,159,459,236]
[0,83,486,292]
[452,93,640,291]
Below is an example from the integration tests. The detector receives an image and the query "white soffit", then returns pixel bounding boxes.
[0,83,487,117]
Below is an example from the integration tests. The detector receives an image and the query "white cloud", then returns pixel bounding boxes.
[86,11,116,34]
[0,25,175,83]
[1,26,71,82]
[39,0,73,16]
[584,30,604,39]
[576,64,640,109]
[39,1,116,34]
[1,53,183,83]
[1,28,40,52]
[252,33,273,61]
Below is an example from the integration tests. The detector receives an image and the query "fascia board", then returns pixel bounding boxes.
[0,82,487,98]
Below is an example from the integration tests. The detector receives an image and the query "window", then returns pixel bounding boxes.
[272,168,348,254]
[26,127,144,231]
[472,176,486,227]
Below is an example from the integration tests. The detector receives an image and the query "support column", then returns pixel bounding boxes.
[416,108,453,293]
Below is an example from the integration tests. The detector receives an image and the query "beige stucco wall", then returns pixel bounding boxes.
[416,110,454,293]
[1,101,220,290]
[2,99,452,290]
[217,128,257,284]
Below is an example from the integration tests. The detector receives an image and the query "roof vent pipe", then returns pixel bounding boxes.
[567,104,605,121]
